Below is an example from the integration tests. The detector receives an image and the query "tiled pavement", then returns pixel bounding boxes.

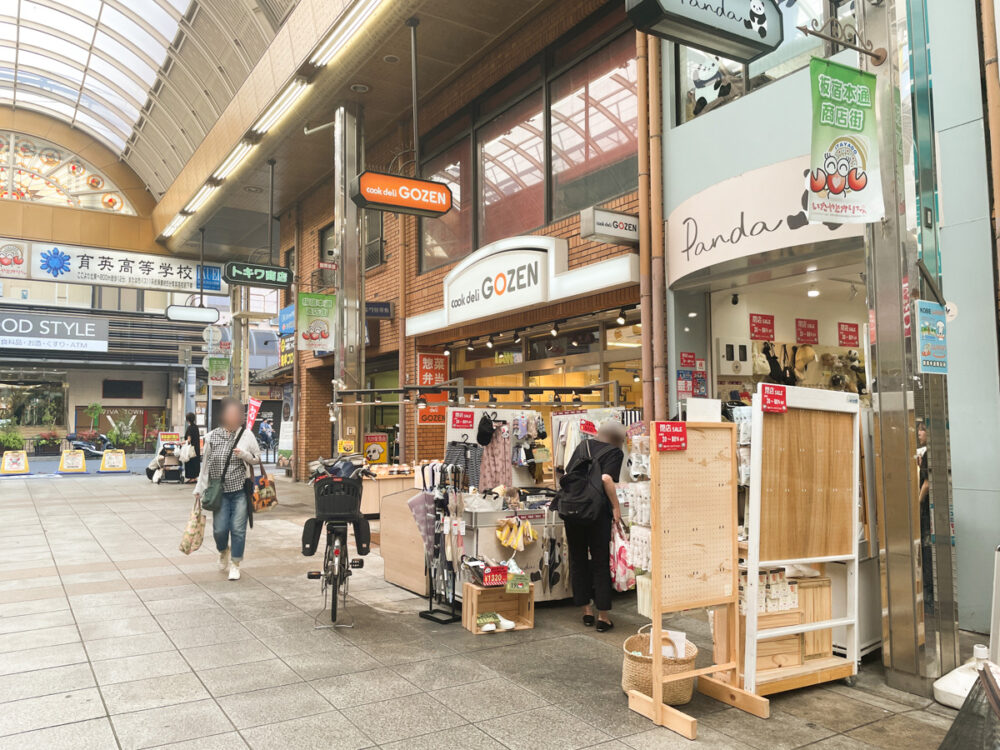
[0,472,957,749]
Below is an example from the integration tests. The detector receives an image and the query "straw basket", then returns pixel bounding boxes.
[621,624,698,705]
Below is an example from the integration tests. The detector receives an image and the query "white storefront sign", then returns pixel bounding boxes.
[579,207,640,245]
[666,155,865,287]
[28,241,227,294]
[406,235,639,336]
[0,311,109,352]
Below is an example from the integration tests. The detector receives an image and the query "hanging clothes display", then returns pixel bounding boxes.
[479,420,512,490]
[444,440,483,489]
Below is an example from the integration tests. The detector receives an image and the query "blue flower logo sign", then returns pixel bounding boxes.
[39,247,71,278]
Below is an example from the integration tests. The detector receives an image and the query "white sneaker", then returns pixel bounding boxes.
[496,614,516,631]
[228,562,241,581]
[218,548,230,571]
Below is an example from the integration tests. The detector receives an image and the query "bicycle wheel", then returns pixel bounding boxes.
[329,534,342,623]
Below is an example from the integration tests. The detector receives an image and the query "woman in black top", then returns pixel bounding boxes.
[563,420,625,632]
[183,412,201,483]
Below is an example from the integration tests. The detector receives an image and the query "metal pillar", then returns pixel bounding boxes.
[861,0,959,694]
[332,104,366,448]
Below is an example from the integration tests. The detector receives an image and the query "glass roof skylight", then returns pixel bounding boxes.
[0,0,188,154]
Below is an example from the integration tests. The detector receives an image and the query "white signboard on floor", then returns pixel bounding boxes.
[666,155,864,287]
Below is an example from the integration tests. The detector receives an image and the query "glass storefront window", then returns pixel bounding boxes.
[478,90,545,245]
[455,340,524,370]
[551,33,638,218]
[528,326,600,360]
[676,49,743,123]
[421,139,473,272]
[0,381,65,427]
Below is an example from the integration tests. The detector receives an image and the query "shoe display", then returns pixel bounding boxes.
[228,562,241,581]
[218,548,230,571]
[476,612,500,632]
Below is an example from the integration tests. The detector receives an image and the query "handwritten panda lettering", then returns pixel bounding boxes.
[744,0,768,38]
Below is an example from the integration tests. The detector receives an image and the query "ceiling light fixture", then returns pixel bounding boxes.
[402,391,412,404]
[616,308,627,325]
[485,335,494,349]
[633,372,640,382]
[416,396,428,409]
[513,329,522,343]
[212,141,256,180]
[311,0,383,66]
[466,339,475,351]
[162,214,187,238]
[807,287,821,298]
[183,184,218,214]
[442,343,451,357]
[373,392,382,404]
[383,54,399,64]
[350,83,370,94]
[572,392,582,406]
[550,322,559,337]
[806,265,818,273]
[687,312,698,318]
[487,392,497,408]
[553,393,562,404]
[849,284,859,301]
[252,78,309,135]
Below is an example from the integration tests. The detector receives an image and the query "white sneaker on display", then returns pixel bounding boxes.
[218,548,230,571]
[496,614,516,631]
[228,562,241,581]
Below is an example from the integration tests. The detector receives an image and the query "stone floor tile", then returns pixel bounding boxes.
[768,685,893,732]
[111,698,235,750]
[702,706,836,750]
[0,717,117,750]
[155,608,239,632]
[622,725,756,749]
[429,676,547,722]
[180,638,276,671]
[0,687,105,736]
[91,649,192,686]
[558,687,663,738]
[281,645,382,680]
[197,658,302,697]
[361,637,457,667]
[72,603,151,624]
[0,623,79,653]
[802,736,881,749]
[392,653,497,690]
[100,671,210,714]
[311,666,422,708]
[217,681,333,729]
[0,642,87,676]
[84,631,175,661]
[145,731,249,749]
[339,691,467,745]
[0,596,68,617]
[239,709,373,750]
[78,615,162,640]
[166,622,255,649]
[380,723,509,750]
[846,712,949,750]
[257,628,350,658]
[476,704,612,750]
[0,607,74,634]
[0,662,94,703]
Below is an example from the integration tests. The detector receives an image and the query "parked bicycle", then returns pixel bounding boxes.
[301,454,373,624]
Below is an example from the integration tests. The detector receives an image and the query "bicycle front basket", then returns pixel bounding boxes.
[314,477,363,520]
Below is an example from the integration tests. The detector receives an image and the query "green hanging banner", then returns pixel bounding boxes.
[807,58,884,225]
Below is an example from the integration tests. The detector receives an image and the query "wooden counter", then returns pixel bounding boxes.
[380,486,428,596]
[361,474,416,516]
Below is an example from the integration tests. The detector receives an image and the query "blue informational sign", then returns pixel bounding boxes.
[365,301,394,319]
[278,305,295,336]
[198,265,222,292]
[916,300,948,374]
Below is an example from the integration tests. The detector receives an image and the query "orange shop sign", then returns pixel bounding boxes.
[416,352,449,425]
[351,171,452,218]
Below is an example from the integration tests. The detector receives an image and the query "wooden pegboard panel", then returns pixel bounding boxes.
[759,410,854,560]
[654,424,736,610]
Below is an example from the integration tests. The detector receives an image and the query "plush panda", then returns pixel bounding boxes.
[744,0,768,38]
[691,56,733,116]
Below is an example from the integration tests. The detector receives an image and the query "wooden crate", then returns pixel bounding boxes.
[739,609,804,671]
[795,577,833,659]
[461,582,534,634]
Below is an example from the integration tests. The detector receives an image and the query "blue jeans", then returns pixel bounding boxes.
[213,490,248,561]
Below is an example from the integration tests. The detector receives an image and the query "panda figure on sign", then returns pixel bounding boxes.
[744,0,768,38]
[692,56,732,116]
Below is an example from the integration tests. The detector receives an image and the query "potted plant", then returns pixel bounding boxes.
[0,423,24,456]
[34,431,62,456]
[84,402,103,432]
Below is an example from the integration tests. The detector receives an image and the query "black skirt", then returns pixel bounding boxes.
[184,455,201,480]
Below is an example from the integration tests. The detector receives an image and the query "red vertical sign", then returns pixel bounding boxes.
[838,322,860,347]
[749,313,775,341]
[679,352,696,368]
[655,421,688,451]
[246,398,262,429]
[416,352,448,425]
[795,318,818,345]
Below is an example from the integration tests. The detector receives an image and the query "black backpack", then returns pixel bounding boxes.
[476,413,495,446]
[555,441,608,523]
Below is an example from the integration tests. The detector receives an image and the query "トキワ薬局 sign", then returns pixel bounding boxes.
[808,58,884,224]
[297,293,336,352]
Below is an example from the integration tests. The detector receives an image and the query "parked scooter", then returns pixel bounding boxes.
[65,432,112,458]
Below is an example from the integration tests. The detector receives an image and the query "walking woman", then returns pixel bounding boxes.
[183,412,201,483]
[562,420,625,632]
[194,397,261,581]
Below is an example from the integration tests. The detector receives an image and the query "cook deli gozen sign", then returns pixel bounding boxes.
[0,311,109,352]
[351,171,452,218]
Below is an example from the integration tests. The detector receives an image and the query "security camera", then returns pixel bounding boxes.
[731,294,740,306]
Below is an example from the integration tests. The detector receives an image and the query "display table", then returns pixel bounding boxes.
[361,474,415,516]
[380,486,428,596]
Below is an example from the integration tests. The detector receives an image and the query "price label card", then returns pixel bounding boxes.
[451,410,475,429]
[655,421,688,451]
[761,384,787,413]
[579,419,598,436]
[482,566,508,587]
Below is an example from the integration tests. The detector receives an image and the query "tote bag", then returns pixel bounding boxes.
[179,498,206,555]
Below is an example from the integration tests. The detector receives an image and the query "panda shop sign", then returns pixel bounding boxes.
[627,0,784,63]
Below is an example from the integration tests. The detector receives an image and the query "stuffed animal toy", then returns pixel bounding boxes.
[794,345,817,381]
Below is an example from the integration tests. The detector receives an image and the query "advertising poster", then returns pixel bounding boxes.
[98,450,128,473]
[749,313,775,341]
[838,322,860,347]
[416,352,448,425]
[0,450,29,475]
[297,293,336,352]
[363,433,389,464]
[246,398,262,430]
[808,58,884,224]
[58,450,87,473]
[206,357,230,387]
[677,370,694,401]
[795,318,819,345]
[916,300,948,374]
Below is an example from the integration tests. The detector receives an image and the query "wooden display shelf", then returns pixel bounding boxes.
[461,582,534,635]
[752,656,855,696]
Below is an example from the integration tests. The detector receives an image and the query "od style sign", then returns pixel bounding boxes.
[655,422,687,452]
[761,384,787,413]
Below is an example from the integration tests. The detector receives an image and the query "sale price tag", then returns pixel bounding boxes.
[451,410,475,429]
[482,566,508,587]
[655,421,688,451]
[579,419,598,436]
[679,351,696,368]
[761,384,787,413]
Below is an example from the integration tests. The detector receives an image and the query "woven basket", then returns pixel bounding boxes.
[621,624,698,705]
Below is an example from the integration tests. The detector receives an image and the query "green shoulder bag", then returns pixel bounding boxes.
[201,426,245,512]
